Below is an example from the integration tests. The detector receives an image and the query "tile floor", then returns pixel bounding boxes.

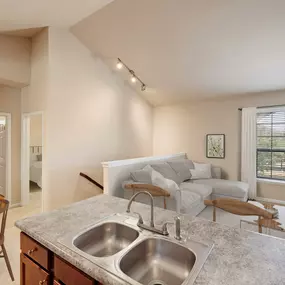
[0,189,42,285]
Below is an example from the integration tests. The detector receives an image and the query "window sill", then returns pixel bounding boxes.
[257,178,285,186]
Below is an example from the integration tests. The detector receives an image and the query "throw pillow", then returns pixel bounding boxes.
[167,159,194,182]
[130,170,152,184]
[151,168,179,196]
[190,162,212,179]
[150,162,182,184]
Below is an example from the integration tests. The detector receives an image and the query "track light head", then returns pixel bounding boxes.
[141,84,146,91]
[116,59,123,69]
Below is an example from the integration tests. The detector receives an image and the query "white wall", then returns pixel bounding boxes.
[22,27,153,210]
[0,34,31,87]
[153,90,285,200]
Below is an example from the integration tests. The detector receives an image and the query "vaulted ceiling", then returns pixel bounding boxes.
[72,0,285,106]
[0,0,113,31]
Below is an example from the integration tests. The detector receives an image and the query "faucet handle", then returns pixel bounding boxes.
[174,216,182,240]
[161,221,174,236]
[133,212,144,225]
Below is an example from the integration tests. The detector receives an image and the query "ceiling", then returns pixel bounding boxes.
[0,0,114,32]
[0,28,44,37]
[72,0,285,106]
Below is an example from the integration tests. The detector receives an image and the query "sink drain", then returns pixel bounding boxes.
[148,280,167,285]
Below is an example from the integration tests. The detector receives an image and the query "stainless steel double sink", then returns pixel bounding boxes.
[60,214,213,285]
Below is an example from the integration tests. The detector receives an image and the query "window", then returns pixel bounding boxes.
[256,110,285,181]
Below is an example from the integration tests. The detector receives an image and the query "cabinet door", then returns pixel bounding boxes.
[21,232,49,270]
[54,256,94,285]
[20,253,49,285]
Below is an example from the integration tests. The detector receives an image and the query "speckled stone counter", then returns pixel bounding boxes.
[16,194,285,285]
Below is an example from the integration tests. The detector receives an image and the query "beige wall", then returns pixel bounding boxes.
[30,115,42,146]
[22,27,153,210]
[44,27,153,210]
[0,34,31,87]
[22,28,49,113]
[0,87,21,204]
[153,90,285,200]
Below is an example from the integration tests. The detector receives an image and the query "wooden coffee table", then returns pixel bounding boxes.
[240,200,285,236]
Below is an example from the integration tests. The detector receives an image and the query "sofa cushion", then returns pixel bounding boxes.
[211,167,222,179]
[167,159,194,182]
[178,190,202,213]
[180,182,212,199]
[150,162,182,184]
[130,170,152,184]
[151,168,179,195]
[191,162,212,179]
[193,179,249,199]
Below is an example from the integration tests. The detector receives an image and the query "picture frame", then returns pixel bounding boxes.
[206,134,225,159]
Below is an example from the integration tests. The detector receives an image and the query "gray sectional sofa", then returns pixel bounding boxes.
[123,158,249,216]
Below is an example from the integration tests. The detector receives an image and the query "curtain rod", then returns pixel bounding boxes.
[238,104,285,111]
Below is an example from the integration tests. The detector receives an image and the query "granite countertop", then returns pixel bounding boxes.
[16,194,285,285]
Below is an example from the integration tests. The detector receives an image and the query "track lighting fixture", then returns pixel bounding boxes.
[116,58,147,91]
[116,59,123,69]
[131,76,137,83]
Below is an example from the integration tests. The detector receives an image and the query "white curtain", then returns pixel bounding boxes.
[241,107,257,199]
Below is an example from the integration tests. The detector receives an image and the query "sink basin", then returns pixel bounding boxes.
[73,222,139,257]
[119,238,196,285]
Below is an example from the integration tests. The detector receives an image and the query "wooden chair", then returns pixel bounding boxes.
[124,183,170,209]
[204,198,275,233]
[0,198,14,281]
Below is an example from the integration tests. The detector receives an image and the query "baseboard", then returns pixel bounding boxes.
[10,203,21,209]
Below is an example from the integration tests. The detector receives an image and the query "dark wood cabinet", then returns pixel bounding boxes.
[54,256,94,285]
[20,232,101,285]
[21,232,50,270]
[20,253,49,285]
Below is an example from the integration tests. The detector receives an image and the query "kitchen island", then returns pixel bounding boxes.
[16,194,285,285]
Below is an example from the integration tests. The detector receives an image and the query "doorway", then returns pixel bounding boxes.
[0,113,11,201]
[21,112,43,212]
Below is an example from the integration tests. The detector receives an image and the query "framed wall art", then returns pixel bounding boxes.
[206,134,225,159]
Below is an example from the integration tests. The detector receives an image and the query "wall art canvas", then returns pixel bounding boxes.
[206,134,225,159]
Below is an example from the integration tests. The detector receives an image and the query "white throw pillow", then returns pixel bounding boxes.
[190,162,212,179]
[151,168,179,196]
[142,164,179,195]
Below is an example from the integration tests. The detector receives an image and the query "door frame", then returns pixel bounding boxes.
[21,111,44,210]
[0,113,12,203]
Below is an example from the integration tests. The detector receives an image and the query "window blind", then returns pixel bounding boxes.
[256,110,285,181]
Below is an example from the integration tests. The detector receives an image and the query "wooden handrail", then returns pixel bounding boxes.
[79,172,103,190]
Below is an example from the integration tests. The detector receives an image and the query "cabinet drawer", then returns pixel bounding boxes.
[20,232,49,270]
[20,253,49,285]
[54,256,94,285]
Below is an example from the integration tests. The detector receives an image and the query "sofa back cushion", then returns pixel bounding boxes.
[150,162,182,184]
[167,159,194,182]
[130,170,152,184]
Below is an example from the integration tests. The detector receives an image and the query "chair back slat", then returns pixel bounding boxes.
[0,198,9,237]
[204,198,273,219]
